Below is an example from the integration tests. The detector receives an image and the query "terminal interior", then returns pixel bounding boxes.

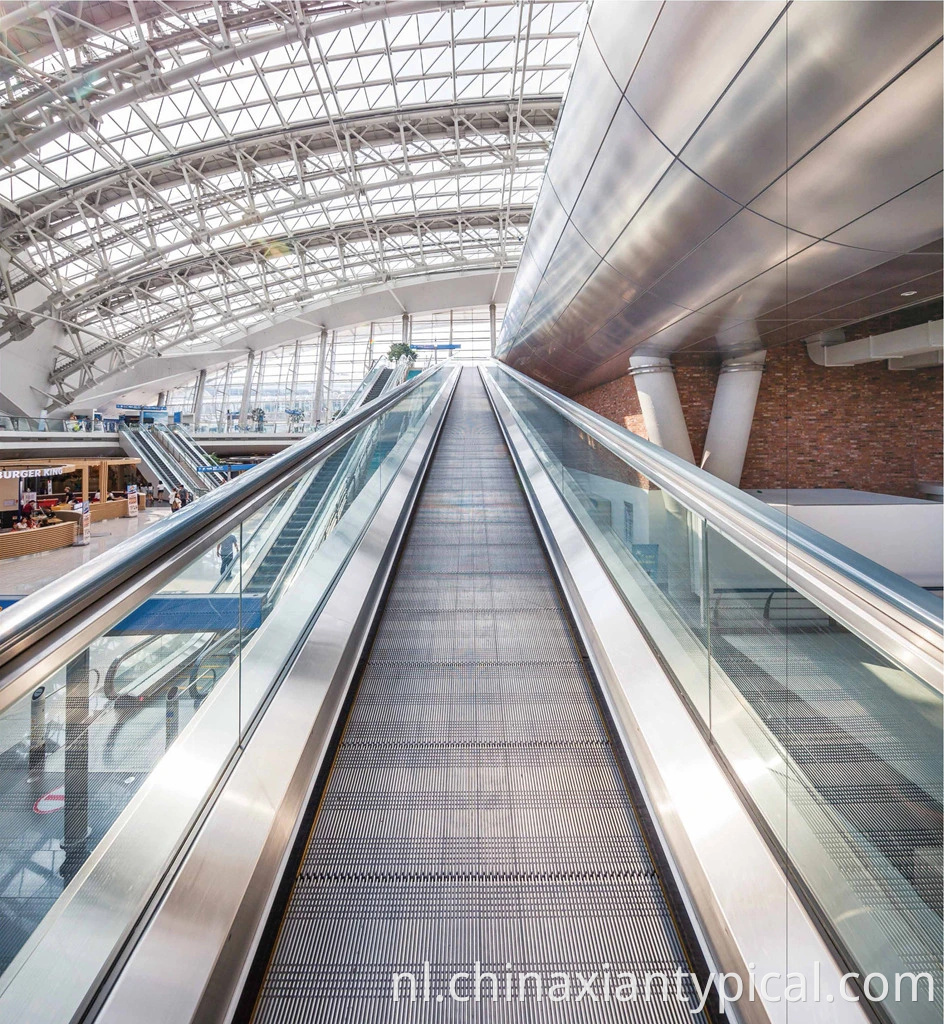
[0,3,941,1024]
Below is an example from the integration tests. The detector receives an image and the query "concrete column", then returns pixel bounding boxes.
[700,349,766,487]
[489,302,497,357]
[156,391,167,407]
[313,328,328,424]
[191,369,207,426]
[61,649,90,884]
[365,323,375,371]
[238,351,255,429]
[627,356,695,463]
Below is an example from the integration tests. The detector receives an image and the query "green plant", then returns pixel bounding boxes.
[387,341,418,363]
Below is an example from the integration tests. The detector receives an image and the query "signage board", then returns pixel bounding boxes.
[0,465,70,480]
[125,484,139,518]
[74,501,91,546]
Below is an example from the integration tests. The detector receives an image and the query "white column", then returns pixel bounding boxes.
[218,362,233,431]
[489,302,497,357]
[325,331,337,419]
[191,369,206,426]
[313,328,328,424]
[238,351,255,429]
[627,356,695,463]
[700,349,766,487]
[287,340,302,406]
[401,312,410,348]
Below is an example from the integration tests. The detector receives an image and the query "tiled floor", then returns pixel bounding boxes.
[0,506,172,596]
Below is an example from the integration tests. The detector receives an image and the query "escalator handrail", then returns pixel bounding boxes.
[148,425,208,493]
[164,425,226,487]
[491,362,944,691]
[0,363,451,678]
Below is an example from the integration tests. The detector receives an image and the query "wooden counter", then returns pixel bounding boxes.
[53,499,135,523]
[0,521,77,559]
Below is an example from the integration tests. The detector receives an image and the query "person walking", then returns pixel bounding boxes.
[217,533,238,578]
[156,480,165,504]
[170,488,181,512]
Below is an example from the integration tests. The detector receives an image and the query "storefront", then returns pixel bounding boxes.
[0,458,146,558]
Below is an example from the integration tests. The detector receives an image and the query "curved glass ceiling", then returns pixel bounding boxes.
[0,0,585,405]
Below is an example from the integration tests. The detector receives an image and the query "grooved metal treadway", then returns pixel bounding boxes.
[252,370,707,1023]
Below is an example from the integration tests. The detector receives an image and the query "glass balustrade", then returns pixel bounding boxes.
[0,367,450,986]
[486,364,943,1024]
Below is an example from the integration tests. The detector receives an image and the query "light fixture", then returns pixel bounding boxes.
[901,290,918,297]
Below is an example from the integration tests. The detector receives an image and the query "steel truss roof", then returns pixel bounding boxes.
[0,0,585,406]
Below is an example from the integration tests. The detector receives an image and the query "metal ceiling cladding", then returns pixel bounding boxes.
[251,369,709,1023]
[497,0,944,394]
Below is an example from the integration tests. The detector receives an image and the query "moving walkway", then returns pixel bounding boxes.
[0,365,939,1024]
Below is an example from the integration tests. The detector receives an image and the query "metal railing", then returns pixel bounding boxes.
[0,363,450,709]
[492,363,943,692]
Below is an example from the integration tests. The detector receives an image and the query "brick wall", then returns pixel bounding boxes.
[574,341,943,498]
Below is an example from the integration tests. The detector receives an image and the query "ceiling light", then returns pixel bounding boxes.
[901,290,918,297]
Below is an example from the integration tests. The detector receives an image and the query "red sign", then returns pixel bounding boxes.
[33,786,65,814]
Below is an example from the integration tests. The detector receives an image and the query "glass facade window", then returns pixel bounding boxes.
[165,304,503,431]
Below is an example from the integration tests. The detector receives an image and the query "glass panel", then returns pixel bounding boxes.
[489,366,943,1022]
[0,539,241,976]
[705,526,789,845]
[0,367,449,986]
[486,366,712,719]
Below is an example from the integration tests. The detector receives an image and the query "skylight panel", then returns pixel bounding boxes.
[0,1,583,405]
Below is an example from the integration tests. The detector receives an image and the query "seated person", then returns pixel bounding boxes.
[12,516,29,531]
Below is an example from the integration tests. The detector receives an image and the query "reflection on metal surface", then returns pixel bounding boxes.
[498,1,944,393]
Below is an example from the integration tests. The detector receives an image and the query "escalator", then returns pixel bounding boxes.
[119,423,190,492]
[244,442,354,598]
[242,370,714,1022]
[153,424,226,489]
[361,365,393,404]
[102,438,360,709]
